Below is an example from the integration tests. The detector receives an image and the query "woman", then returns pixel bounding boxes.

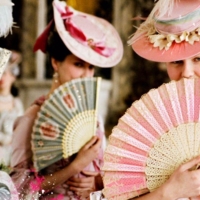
[10,0,123,199]
[0,51,24,166]
[127,0,200,199]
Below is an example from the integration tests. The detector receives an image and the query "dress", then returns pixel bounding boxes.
[0,171,19,200]
[0,96,24,166]
[11,96,106,200]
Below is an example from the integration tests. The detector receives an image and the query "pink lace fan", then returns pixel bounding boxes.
[102,78,200,200]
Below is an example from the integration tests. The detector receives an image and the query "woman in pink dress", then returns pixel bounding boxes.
[100,0,200,199]
[10,0,123,199]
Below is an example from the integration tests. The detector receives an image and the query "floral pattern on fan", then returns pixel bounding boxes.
[102,78,200,200]
[31,77,101,172]
[40,122,59,140]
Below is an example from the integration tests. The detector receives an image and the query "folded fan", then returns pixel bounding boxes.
[102,78,200,200]
[31,77,101,172]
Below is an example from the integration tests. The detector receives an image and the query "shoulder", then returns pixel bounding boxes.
[13,97,24,114]
[13,99,42,130]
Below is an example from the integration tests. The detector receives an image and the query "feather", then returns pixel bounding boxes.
[128,0,177,45]
[0,0,14,37]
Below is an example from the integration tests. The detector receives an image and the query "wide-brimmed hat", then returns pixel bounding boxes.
[34,0,123,68]
[129,0,200,62]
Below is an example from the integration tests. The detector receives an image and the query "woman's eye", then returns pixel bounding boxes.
[74,62,84,67]
[89,65,94,70]
[170,60,183,65]
[194,57,200,62]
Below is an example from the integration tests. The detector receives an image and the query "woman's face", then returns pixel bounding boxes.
[0,69,16,91]
[52,54,95,85]
[166,54,200,81]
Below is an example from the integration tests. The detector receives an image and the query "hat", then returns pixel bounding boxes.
[34,0,123,68]
[0,48,11,78]
[129,0,200,62]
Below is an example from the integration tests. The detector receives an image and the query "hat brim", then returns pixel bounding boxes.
[53,2,123,68]
[132,35,200,62]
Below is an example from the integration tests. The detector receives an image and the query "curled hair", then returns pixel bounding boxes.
[46,31,72,62]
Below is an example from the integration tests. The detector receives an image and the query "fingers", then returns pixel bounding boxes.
[67,176,95,191]
[68,180,94,190]
[178,156,200,172]
[81,171,99,177]
[69,175,96,184]
[82,136,101,150]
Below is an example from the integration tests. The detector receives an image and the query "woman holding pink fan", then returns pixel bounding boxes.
[10,0,123,199]
[101,0,200,200]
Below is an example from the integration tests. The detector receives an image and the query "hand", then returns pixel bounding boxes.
[191,196,200,200]
[73,136,101,170]
[67,171,98,198]
[163,156,200,199]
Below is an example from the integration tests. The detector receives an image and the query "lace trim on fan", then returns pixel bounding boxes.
[146,122,200,192]
[0,48,11,78]
[62,110,97,158]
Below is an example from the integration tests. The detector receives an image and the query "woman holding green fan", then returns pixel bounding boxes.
[10,0,123,199]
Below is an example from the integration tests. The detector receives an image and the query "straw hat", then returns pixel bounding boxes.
[129,0,200,62]
[34,0,123,68]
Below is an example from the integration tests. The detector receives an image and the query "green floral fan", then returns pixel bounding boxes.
[31,77,101,172]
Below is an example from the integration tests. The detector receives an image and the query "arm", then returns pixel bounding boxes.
[41,136,101,191]
[134,156,200,200]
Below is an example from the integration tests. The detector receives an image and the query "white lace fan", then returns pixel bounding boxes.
[0,48,11,78]
[31,77,101,172]
[102,78,200,200]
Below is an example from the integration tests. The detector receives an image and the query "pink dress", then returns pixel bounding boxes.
[10,97,106,200]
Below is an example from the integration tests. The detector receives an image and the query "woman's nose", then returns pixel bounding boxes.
[181,62,194,79]
[82,68,94,77]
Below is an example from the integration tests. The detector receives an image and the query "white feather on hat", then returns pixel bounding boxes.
[0,0,14,37]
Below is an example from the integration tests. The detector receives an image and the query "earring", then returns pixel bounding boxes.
[53,72,59,83]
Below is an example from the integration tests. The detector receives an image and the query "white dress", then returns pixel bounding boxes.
[0,97,23,166]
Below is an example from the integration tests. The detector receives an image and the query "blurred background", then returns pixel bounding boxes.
[0,0,169,137]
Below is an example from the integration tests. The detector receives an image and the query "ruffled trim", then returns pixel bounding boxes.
[149,26,200,50]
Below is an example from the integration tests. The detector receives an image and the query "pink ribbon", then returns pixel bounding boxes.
[55,3,116,57]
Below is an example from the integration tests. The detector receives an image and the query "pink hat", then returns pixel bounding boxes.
[34,0,123,68]
[129,0,200,62]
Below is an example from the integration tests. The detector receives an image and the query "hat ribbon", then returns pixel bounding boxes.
[56,3,116,57]
[65,20,115,57]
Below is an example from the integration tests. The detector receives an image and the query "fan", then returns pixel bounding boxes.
[0,48,11,78]
[102,78,200,200]
[31,77,101,172]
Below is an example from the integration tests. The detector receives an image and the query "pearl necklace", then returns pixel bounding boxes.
[0,94,13,103]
